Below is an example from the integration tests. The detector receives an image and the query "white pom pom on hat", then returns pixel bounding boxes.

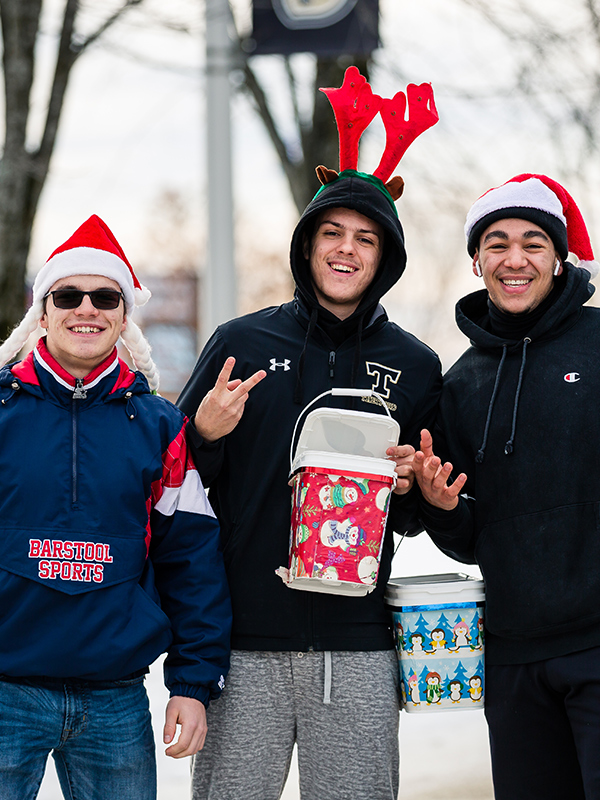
[32,214,151,311]
[465,173,599,279]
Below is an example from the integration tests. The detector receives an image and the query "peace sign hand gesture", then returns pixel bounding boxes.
[193,357,267,443]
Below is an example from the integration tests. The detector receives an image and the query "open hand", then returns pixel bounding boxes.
[413,429,467,511]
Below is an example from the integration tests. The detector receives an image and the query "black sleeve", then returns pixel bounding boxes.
[417,376,478,564]
[387,353,443,538]
[177,328,228,486]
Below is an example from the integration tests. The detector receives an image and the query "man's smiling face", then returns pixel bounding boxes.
[474,217,560,315]
[306,207,383,320]
[40,275,126,377]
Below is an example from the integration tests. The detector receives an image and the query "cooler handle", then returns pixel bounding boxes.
[290,388,391,468]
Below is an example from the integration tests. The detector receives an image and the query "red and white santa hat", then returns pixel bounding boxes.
[0,215,158,389]
[465,173,599,278]
[32,214,151,311]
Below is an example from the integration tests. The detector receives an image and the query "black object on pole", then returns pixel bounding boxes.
[247,0,379,56]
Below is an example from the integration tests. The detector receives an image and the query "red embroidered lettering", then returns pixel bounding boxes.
[72,542,85,560]
[103,544,113,563]
[81,563,94,582]
[29,540,41,558]
[49,561,62,579]
[71,563,84,580]
[62,541,73,559]
[84,543,95,561]
[38,560,50,578]
[60,562,71,580]
[92,564,104,583]
[52,541,64,558]
[40,540,52,558]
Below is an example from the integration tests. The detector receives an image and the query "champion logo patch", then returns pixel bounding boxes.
[564,373,580,383]
[270,358,291,371]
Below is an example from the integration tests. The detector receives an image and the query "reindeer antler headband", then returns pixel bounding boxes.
[316,66,439,211]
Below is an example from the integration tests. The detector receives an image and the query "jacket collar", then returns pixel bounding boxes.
[9,338,139,402]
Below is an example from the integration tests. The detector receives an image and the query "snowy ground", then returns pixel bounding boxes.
[38,535,494,799]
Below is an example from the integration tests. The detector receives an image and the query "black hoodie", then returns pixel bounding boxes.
[421,263,600,664]
[178,174,442,652]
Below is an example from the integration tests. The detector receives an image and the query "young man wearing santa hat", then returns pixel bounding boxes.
[0,215,231,800]
[413,174,600,799]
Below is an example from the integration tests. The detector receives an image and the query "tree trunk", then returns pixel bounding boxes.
[243,55,370,216]
[0,0,142,343]
[0,0,43,341]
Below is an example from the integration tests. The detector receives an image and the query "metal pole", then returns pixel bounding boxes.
[202,0,236,347]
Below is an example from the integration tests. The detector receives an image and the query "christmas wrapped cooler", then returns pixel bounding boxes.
[386,573,485,713]
[280,388,400,597]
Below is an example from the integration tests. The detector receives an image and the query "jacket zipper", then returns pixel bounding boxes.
[72,379,87,505]
[329,350,336,380]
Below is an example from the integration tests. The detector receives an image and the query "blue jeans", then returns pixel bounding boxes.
[0,676,156,800]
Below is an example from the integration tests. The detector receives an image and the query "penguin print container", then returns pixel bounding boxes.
[385,573,485,713]
[280,389,400,597]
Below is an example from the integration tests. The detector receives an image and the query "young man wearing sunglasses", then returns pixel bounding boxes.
[0,215,231,800]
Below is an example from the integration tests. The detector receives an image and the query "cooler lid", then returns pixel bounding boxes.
[385,573,485,605]
[292,450,398,479]
[294,407,400,462]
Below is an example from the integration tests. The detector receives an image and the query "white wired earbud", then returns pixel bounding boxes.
[553,259,561,276]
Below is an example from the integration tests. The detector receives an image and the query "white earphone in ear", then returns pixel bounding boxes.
[474,260,483,277]
[554,260,561,276]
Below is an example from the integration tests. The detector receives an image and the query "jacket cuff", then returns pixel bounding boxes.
[185,417,222,451]
[169,683,210,708]
[419,498,468,533]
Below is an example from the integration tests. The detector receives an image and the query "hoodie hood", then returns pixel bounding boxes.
[290,172,407,327]
[456,261,595,350]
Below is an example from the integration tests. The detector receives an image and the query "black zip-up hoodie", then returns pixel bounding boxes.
[178,174,442,651]
[421,263,600,664]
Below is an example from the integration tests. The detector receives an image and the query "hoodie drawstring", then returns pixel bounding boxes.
[294,307,318,405]
[476,345,507,464]
[0,381,20,405]
[476,338,531,462]
[350,313,365,403]
[504,337,530,455]
[125,391,138,420]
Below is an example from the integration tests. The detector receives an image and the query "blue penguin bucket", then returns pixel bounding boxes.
[385,573,485,713]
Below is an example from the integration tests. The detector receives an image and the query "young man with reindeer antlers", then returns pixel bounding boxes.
[178,68,441,800]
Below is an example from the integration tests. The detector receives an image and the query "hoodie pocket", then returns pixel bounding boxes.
[0,527,147,595]
[476,502,600,638]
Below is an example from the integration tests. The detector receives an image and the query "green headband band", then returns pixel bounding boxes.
[311,170,399,217]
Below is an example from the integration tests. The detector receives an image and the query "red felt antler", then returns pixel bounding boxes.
[320,66,383,172]
[373,83,438,183]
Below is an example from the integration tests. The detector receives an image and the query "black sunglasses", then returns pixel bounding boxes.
[45,289,125,310]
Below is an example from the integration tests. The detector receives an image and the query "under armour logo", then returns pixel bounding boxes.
[365,361,401,399]
[564,373,580,383]
[270,358,291,371]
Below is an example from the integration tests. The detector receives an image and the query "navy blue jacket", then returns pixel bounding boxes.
[0,339,231,705]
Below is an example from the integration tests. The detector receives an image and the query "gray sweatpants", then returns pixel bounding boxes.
[191,650,400,800]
